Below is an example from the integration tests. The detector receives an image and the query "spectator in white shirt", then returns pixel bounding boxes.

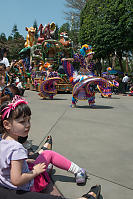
[15,77,25,96]
[122,73,129,93]
[0,48,10,71]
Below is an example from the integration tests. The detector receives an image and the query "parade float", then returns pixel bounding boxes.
[15,23,73,96]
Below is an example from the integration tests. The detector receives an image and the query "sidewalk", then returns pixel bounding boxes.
[25,91,133,199]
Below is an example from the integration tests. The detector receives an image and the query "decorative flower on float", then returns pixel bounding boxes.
[39,61,51,71]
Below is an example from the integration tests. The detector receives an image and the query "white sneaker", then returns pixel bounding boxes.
[75,168,87,184]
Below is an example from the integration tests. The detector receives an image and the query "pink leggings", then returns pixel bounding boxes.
[34,150,71,171]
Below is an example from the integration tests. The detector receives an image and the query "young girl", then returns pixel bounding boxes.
[0,95,87,193]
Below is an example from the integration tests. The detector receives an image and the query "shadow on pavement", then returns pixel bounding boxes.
[105,97,120,99]
[52,174,75,183]
[52,172,88,186]
[40,98,68,101]
[52,98,68,101]
[110,97,120,99]
[99,96,120,99]
[76,105,114,109]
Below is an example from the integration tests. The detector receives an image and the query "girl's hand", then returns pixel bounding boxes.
[33,163,46,176]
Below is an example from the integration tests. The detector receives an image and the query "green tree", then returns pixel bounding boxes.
[0,33,7,42]
[8,35,13,41]
[8,37,25,60]
[80,0,133,71]
[0,25,25,61]
[59,23,70,35]
[11,24,22,39]
[12,24,18,34]
[33,20,38,39]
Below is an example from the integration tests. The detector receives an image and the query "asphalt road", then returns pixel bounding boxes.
[25,90,133,199]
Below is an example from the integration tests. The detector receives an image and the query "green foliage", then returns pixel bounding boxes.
[33,20,38,39]
[0,33,7,42]
[8,37,25,60]
[11,24,23,39]
[12,24,18,35]
[59,23,70,35]
[80,0,133,68]
[0,24,25,61]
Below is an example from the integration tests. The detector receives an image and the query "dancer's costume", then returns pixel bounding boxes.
[73,53,95,74]
[39,70,62,99]
[62,60,113,107]
[97,82,112,97]
[62,44,113,107]
[98,69,119,97]
[129,86,133,96]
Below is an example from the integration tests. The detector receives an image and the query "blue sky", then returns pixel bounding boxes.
[0,0,67,38]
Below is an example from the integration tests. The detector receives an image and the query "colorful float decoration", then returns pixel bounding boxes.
[17,22,74,94]
[25,27,36,48]
[59,32,73,58]
[59,32,71,48]
[37,22,56,44]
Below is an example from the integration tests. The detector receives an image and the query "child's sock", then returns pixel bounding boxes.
[68,162,81,174]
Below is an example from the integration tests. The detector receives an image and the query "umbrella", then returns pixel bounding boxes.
[103,70,123,75]
[108,69,123,75]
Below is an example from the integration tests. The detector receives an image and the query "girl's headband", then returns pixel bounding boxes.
[1,95,28,121]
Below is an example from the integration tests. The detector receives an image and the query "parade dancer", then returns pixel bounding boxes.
[62,45,111,108]
[39,63,61,99]
[98,67,119,98]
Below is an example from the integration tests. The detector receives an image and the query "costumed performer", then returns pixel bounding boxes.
[39,63,61,100]
[101,67,112,98]
[128,84,133,96]
[98,67,119,98]
[73,44,95,75]
[62,45,96,107]
[62,45,113,108]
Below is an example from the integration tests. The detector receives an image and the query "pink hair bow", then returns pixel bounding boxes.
[1,95,28,120]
